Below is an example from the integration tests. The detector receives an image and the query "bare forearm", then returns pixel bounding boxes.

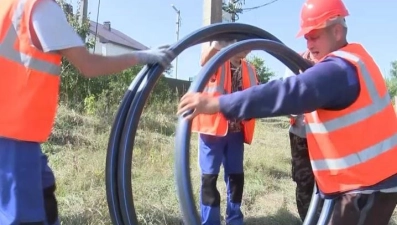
[59,44,175,78]
[200,45,219,66]
[78,53,139,78]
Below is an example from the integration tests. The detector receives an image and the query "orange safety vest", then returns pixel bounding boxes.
[191,60,258,144]
[305,43,397,194]
[0,0,62,142]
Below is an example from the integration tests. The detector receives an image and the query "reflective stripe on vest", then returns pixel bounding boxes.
[0,0,61,75]
[203,62,257,94]
[204,64,227,94]
[306,50,397,172]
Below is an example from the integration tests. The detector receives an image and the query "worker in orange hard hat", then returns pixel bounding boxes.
[178,0,397,224]
[296,0,349,38]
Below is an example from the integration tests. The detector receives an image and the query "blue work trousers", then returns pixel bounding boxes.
[0,137,59,225]
[198,131,245,225]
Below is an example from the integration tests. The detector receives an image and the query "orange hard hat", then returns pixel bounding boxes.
[296,0,349,37]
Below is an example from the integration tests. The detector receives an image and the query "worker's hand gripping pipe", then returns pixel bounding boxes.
[104,22,331,225]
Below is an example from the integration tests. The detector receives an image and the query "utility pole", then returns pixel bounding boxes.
[78,0,88,39]
[79,0,88,26]
[202,0,223,25]
[171,4,181,80]
[201,0,223,56]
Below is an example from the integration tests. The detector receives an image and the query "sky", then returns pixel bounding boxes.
[68,0,397,81]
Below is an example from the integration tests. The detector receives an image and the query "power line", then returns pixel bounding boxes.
[242,0,279,12]
[223,0,280,22]
[93,0,101,53]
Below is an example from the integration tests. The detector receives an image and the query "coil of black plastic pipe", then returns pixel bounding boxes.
[174,30,336,224]
[105,22,330,225]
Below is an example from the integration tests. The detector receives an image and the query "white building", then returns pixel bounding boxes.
[61,3,147,56]
[87,21,148,56]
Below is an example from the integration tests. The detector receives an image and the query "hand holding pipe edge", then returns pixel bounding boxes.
[104,22,330,225]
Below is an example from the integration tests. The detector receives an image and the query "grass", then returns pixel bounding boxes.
[44,103,397,225]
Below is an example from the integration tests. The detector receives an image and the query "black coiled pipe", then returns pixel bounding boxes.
[105,22,330,225]
[174,38,321,225]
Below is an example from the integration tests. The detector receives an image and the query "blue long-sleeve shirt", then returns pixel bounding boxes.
[219,56,360,119]
[218,56,397,197]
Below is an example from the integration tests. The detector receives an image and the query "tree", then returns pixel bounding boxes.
[222,0,245,22]
[222,0,279,22]
[390,60,397,79]
[386,60,397,99]
[246,55,274,83]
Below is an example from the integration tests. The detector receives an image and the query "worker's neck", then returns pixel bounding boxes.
[336,39,348,50]
[230,59,241,67]
[328,40,348,54]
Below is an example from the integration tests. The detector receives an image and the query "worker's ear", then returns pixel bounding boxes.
[332,24,345,42]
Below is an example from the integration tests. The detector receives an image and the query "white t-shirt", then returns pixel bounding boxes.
[31,0,85,53]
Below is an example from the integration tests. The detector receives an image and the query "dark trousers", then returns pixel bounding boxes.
[328,192,397,225]
[288,132,323,221]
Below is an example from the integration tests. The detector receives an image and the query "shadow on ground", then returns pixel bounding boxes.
[266,166,291,180]
[245,207,301,225]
